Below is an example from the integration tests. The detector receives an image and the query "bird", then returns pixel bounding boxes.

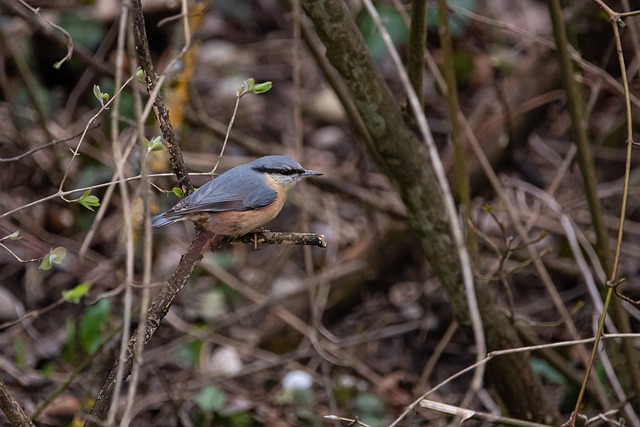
[151,155,322,238]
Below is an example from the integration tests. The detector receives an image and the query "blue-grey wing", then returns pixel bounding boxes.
[163,168,277,216]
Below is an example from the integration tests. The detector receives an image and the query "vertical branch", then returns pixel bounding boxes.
[131,0,193,195]
[407,0,426,106]
[291,0,315,279]
[549,0,640,424]
[435,0,475,258]
[121,1,154,423]
[547,0,611,270]
[547,3,605,423]
[606,19,640,409]
[106,1,135,423]
[435,0,480,406]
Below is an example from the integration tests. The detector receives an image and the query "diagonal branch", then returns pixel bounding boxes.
[0,378,35,427]
[84,229,215,426]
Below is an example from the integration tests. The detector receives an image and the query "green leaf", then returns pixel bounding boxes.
[172,187,184,198]
[253,81,272,94]
[79,189,100,211]
[144,136,165,152]
[79,299,110,355]
[62,282,91,304]
[93,85,103,103]
[194,386,226,413]
[237,78,272,96]
[1,230,20,242]
[40,247,67,270]
[92,85,109,106]
[79,195,100,210]
[237,78,255,96]
[136,66,145,83]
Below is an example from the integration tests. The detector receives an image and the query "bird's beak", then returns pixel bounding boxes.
[302,169,323,177]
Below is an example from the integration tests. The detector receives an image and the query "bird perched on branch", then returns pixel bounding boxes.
[152,155,322,238]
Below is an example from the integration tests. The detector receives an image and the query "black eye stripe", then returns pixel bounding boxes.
[253,166,302,175]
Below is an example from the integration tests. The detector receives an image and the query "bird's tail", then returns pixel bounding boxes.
[151,214,177,228]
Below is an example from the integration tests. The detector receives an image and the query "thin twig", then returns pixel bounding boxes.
[106,1,135,423]
[122,3,154,421]
[0,123,100,163]
[565,2,640,424]
[448,3,640,109]
[58,76,135,195]
[396,333,640,427]
[507,177,639,425]
[208,90,241,175]
[17,0,73,68]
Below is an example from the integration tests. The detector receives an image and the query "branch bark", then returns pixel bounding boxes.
[227,230,327,247]
[407,0,426,106]
[0,379,35,427]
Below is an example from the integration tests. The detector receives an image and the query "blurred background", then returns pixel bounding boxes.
[1,0,640,425]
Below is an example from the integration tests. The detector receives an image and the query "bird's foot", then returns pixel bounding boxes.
[250,228,267,250]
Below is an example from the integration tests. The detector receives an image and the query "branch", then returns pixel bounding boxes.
[85,229,215,426]
[227,230,327,248]
[3,0,114,76]
[406,0,426,106]
[0,123,101,163]
[131,0,193,195]
[0,378,34,427]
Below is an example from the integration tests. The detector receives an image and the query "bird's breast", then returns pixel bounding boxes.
[205,190,287,237]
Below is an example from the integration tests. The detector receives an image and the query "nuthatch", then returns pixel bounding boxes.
[152,155,322,237]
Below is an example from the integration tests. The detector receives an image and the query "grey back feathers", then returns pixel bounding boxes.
[249,155,305,175]
[151,156,317,228]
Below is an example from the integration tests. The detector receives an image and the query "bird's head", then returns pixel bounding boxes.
[251,155,322,189]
